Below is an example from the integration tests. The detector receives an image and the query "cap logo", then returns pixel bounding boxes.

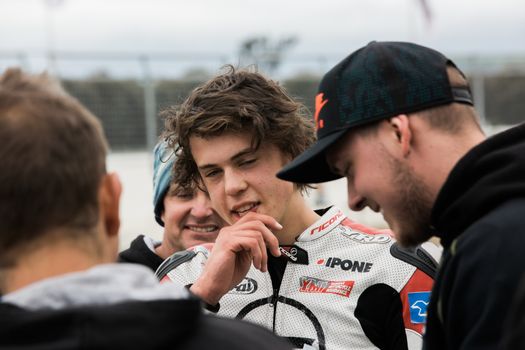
[314,93,328,130]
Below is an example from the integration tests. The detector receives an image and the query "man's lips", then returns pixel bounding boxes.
[184,224,220,233]
[231,202,260,217]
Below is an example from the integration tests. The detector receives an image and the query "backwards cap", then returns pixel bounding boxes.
[153,140,176,226]
[277,41,473,184]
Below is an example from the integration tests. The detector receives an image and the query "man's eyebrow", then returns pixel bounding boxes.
[197,147,255,171]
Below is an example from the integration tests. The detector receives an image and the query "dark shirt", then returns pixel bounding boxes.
[425,123,525,350]
[0,298,293,349]
[118,235,164,272]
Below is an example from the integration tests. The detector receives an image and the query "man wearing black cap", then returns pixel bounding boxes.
[278,41,525,349]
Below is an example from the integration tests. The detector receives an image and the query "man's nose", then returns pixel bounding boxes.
[347,183,366,211]
[191,192,213,217]
[224,169,248,196]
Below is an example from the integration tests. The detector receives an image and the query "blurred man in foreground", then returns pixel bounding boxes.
[0,68,291,350]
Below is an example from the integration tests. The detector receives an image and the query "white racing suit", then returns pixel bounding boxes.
[157,207,437,350]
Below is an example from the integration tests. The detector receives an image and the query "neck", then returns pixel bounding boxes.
[155,238,182,260]
[276,191,320,245]
[2,237,106,295]
[414,127,486,204]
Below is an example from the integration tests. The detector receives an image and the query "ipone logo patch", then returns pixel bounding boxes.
[299,276,354,298]
[316,257,373,273]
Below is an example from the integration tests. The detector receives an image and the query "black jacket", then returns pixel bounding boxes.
[423,123,525,350]
[501,274,525,349]
[0,297,292,350]
[118,235,164,271]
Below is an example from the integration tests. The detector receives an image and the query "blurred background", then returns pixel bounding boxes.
[1,0,524,249]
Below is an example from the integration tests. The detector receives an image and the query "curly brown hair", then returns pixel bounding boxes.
[162,65,315,193]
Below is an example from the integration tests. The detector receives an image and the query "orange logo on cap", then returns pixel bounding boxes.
[314,93,328,130]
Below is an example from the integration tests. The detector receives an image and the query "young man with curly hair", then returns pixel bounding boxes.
[159,66,437,350]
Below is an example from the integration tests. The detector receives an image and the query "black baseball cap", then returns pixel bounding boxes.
[277,41,473,184]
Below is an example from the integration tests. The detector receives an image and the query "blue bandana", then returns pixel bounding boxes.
[152,141,176,226]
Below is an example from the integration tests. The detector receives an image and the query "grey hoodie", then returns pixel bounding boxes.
[2,263,189,310]
[0,263,293,349]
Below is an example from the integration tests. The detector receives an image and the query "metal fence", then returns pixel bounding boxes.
[2,52,524,151]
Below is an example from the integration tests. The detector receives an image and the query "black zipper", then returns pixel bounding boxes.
[267,250,287,333]
[271,288,279,332]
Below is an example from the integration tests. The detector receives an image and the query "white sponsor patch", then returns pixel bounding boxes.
[340,229,391,244]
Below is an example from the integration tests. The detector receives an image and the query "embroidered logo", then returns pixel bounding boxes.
[408,291,431,324]
[299,276,354,298]
[230,277,258,295]
[340,229,391,244]
[316,257,373,272]
[314,93,328,130]
[278,245,309,265]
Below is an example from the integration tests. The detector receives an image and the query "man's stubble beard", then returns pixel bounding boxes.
[389,156,434,247]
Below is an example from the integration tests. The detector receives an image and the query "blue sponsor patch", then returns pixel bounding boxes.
[408,292,431,324]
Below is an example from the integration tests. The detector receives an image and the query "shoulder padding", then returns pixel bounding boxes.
[155,250,197,281]
[390,243,439,279]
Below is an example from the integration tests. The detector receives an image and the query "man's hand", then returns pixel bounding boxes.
[190,213,282,305]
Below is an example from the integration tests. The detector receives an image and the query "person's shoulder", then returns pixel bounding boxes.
[118,235,149,258]
[470,198,525,235]
[118,235,164,271]
[98,298,293,349]
[196,314,293,349]
[0,299,292,350]
[331,214,439,277]
[390,241,440,278]
[156,243,214,281]
[337,218,394,243]
[457,198,525,253]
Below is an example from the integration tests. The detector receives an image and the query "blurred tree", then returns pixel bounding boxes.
[486,75,525,125]
[57,70,522,152]
[283,73,320,115]
[181,67,212,82]
[62,79,145,150]
[86,69,112,81]
[239,36,297,75]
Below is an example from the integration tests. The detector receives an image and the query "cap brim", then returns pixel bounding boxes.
[277,128,348,184]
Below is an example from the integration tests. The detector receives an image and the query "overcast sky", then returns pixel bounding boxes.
[1,0,524,78]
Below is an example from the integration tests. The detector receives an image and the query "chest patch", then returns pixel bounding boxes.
[408,291,431,323]
[299,276,354,298]
[229,277,258,295]
[316,257,373,272]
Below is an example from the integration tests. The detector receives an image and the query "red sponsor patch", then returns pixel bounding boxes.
[299,276,354,298]
[310,210,344,235]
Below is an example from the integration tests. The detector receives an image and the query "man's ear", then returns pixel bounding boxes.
[387,115,412,157]
[99,172,122,239]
